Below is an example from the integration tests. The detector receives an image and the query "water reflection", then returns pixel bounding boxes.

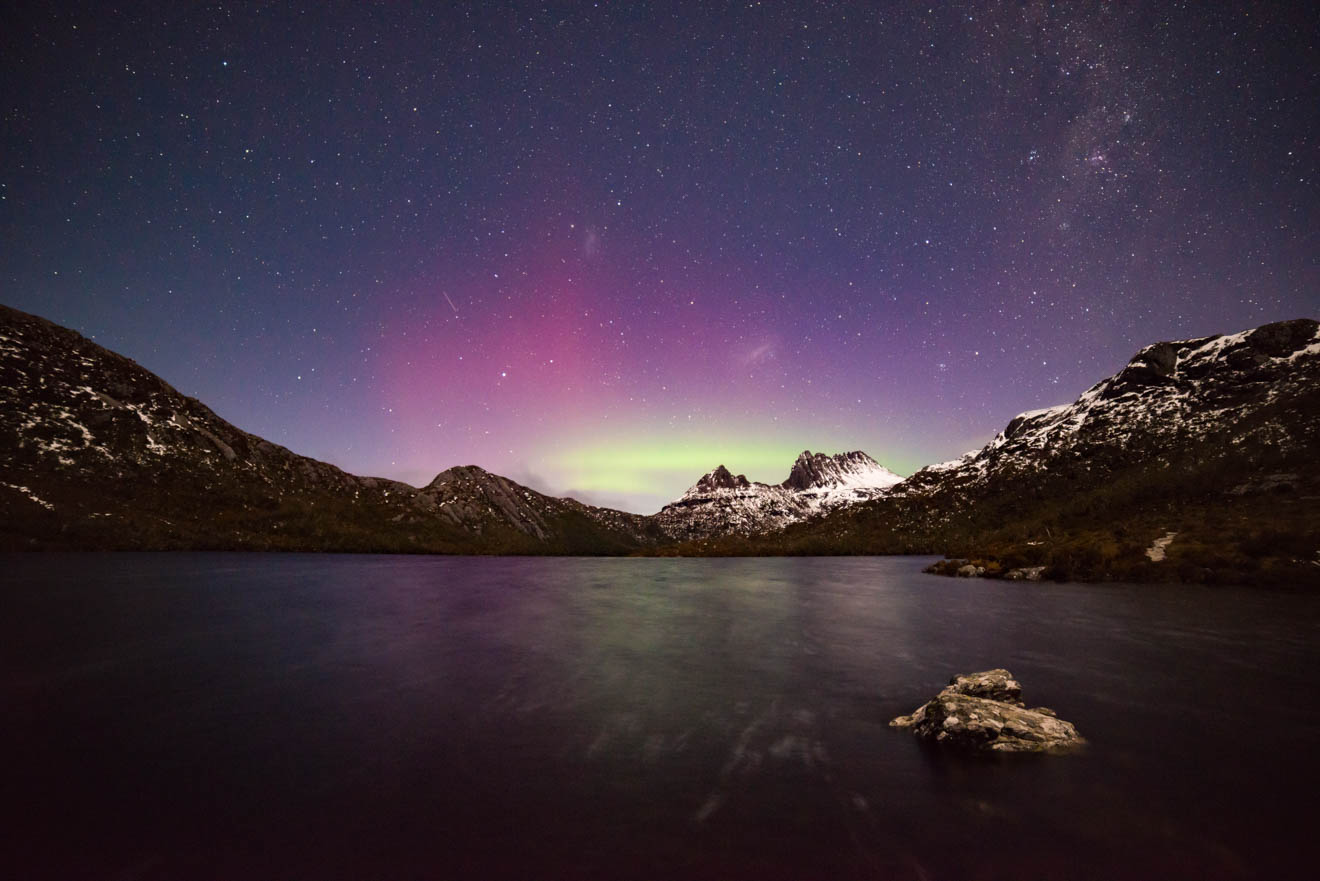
[2,553,1317,879]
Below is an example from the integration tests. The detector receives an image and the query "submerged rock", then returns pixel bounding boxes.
[890,669,1083,753]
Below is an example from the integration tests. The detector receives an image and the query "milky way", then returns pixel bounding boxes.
[3,2,1315,511]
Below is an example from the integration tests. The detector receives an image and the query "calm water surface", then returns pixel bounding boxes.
[3,554,1318,879]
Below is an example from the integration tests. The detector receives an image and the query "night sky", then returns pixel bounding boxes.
[4,2,1316,512]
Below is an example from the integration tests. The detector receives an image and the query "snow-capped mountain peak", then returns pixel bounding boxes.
[782,450,903,492]
[658,449,904,541]
[690,464,754,495]
[900,317,1320,494]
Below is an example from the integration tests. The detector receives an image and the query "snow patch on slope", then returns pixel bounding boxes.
[658,450,904,540]
[2,483,54,510]
[902,318,1320,494]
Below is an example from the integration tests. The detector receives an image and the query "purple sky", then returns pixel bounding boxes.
[4,2,1316,511]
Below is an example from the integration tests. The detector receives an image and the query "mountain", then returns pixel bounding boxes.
[686,318,1320,584]
[4,302,1316,583]
[784,449,904,500]
[414,465,659,549]
[653,450,902,542]
[0,303,887,552]
[0,304,660,553]
[900,319,1320,496]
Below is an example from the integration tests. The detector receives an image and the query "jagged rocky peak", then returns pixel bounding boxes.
[783,450,831,490]
[782,449,902,491]
[900,316,1320,498]
[1047,318,1317,424]
[693,464,752,493]
[1109,317,1319,395]
[1246,317,1319,356]
[658,448,905,542]
[425,464,495,488]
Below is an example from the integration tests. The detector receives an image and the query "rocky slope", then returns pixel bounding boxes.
[684,318,1320,584]
[0,304,659,553]
[898,318,1320,500]
[654,450,902,541]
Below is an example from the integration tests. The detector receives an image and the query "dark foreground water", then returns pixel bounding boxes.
[3,554,1318,880]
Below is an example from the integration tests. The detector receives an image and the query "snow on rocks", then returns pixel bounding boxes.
[890,669,1084,754]
[898,318,1320,496]
[656,449,905,541]
[1,483,55,511]
[1145,532,1177,562]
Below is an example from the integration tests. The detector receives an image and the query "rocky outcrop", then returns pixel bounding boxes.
[943,669,1023,703]
[890,670,1084,753]
[694,465,752,493]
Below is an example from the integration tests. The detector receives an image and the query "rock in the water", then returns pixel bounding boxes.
[890,669,1083,754]
[1004,566,1047,581]
[956,564,985,578]
[944,668,1022,704]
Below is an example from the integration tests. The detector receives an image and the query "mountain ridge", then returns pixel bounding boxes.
[655,449,903,541]
[0,303,660,553]
[0,303,890,551]
[674,317,1320,584]
[3,302,1317,583]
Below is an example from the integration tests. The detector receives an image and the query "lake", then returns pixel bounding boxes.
[3,554,1317,879]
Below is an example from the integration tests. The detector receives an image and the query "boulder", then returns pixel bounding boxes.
[890,669,1083,754]
[956,564,985,578]
[944,668,1022,704]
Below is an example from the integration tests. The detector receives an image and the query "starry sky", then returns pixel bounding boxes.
[3,2,1317,513]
